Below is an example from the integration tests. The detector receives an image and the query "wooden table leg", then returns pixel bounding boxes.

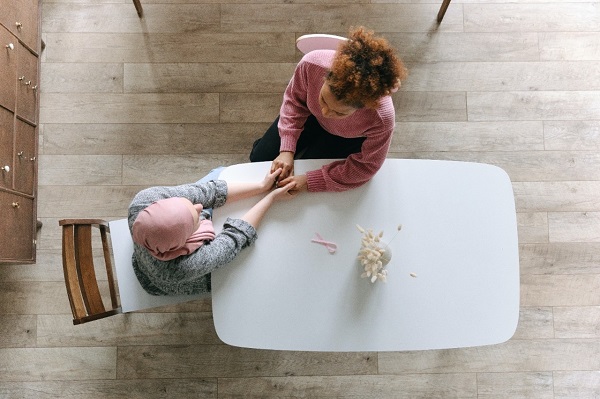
[133,0,143,17]
[437,0,451,23]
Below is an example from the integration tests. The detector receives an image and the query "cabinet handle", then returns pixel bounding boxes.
[1,165,9,172]
[12,202,20,208]
[15,22,23,30]
[5,43,14,50]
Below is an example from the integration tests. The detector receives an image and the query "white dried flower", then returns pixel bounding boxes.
[356,225,394,284]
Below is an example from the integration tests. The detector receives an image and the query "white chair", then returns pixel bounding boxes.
[60,218,208,324]
[296,33,348,54]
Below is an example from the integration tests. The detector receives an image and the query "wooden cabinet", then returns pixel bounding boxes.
[0,0,40,264]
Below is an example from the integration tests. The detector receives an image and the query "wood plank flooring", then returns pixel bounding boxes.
[1,0,599,397]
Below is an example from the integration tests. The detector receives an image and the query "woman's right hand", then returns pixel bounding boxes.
[268,181,297,202]
[271,151,294,181]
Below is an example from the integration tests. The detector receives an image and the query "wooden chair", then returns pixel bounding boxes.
[437,0,451,23]
[133,0,143,17]
[60,219,121,325]
[60,218,210,325]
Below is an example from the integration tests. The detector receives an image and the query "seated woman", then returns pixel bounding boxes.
[128,167,295,296]
[249,26,408,192]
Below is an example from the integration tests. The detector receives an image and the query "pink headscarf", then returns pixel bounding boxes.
[132,197,216,261]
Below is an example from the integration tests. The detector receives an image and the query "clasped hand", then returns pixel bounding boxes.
[262,168,298,200]
[269,152,308,192]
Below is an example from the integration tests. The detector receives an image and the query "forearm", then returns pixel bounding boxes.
[241,195,275,229]
[306,156,382,192]
[225,181,266,203]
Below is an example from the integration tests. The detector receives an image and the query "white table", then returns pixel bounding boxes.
[211,159,520,352]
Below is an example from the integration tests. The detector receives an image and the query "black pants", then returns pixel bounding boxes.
[249,115,366,161]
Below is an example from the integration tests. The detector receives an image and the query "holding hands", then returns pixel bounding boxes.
[261,168,298,201]
[270,152,308,193]
[271,151,294,180]
[239,167,297,228]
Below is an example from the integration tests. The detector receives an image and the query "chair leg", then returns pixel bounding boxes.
[133,0,143,17]
[437,0,451,23]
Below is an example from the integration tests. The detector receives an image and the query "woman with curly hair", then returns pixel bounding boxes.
[249,26,408,192]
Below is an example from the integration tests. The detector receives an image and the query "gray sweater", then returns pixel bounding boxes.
[128,180,257,295]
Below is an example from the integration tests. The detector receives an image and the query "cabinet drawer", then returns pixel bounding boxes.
[0,0,17,39]
[0,0,38,53]
[0,107,14,190]
[0,25,17,111]
[14,118,36,195]
[16,43,38,124]
[14,119,37,195]
[0,191,35,262]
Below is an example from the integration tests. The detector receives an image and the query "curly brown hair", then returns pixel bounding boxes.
[327,27,408,109]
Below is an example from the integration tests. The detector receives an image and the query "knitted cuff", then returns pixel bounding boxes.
[279,134,298,154]
[306,170,327,192]
[213,180,228,208]
[224,217,258,246]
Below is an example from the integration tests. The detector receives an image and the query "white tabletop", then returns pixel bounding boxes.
[211,159,520,352]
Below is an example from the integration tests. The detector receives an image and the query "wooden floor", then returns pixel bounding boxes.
[1,0,599,397]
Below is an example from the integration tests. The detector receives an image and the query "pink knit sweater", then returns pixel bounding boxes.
[278,49,395,192]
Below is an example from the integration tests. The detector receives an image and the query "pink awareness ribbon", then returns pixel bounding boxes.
[311,233,337,254]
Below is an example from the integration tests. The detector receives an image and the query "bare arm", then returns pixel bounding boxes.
[241,182,296,229]
[225,168,282,203]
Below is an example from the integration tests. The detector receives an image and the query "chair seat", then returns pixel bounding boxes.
[109,218,209,313]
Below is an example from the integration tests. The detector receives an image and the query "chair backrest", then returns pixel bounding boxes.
[59,219,121,325]
[296,33,348,54]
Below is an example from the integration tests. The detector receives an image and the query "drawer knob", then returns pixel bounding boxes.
[12,202,20,208]
[5,43,14,50]
[15,22,22,30]
[1,165,9,172]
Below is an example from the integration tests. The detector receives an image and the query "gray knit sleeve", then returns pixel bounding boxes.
[131,216,257,295]
[128,179,228,231]
[127,179,260,296]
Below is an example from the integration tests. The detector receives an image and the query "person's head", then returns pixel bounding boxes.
[321,26,408,117]
[132,197,208,261]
